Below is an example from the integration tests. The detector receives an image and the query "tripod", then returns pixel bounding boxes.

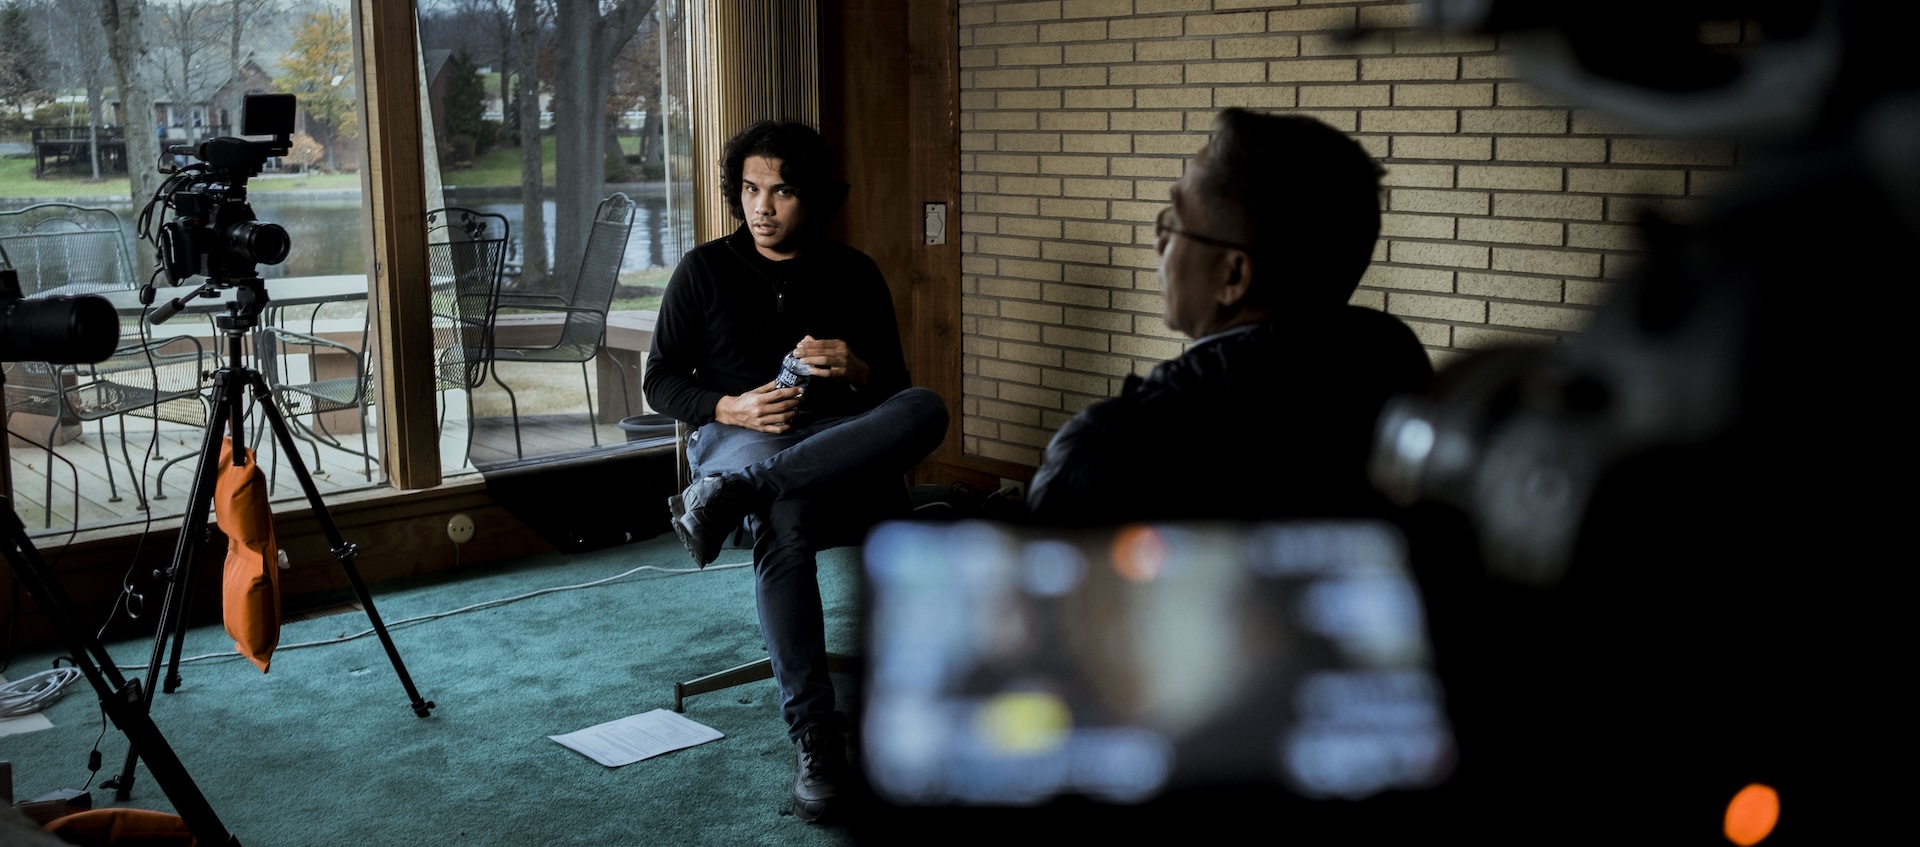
[104,277,435,802]
[3,500,239,845]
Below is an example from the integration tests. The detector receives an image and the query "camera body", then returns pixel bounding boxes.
[158,178,290,284]
[152,94,298,286]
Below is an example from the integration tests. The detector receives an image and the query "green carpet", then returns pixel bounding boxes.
[3,534,862,846]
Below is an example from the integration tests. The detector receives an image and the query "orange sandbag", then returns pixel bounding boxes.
[42,808,196,846]
[215,436,280,672]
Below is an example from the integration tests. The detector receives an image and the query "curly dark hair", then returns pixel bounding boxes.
[719,119,849,225]
[1200,108,1385,307]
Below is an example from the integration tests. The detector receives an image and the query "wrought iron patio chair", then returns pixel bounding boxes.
[0,202,212,528]
[487,192,637,459]
[253,297,375,487]
[426,206,509,469]
[495,212,577,310]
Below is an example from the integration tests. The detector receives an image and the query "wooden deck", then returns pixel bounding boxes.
[7,394,641,540]
[6,311,659,539]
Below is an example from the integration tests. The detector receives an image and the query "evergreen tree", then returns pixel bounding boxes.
[446,47,490,158]
[0,2,50,114]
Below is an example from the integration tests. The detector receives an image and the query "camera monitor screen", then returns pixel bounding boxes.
[240,93,297,138]
[857,519,1454,830]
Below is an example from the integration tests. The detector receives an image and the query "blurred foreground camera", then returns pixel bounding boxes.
[0,245,119,365]
[1361,1,1908,840]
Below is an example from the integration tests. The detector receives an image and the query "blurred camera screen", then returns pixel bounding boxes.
[859,519,1454,808]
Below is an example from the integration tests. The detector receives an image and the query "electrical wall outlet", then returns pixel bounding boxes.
[998,478,1026,501]
[924,202,948,245]
[447,514,475,544]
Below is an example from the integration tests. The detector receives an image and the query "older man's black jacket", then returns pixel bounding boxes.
[1026,306,1434,526]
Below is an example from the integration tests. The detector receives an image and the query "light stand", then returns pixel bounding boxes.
[0,363,239,846]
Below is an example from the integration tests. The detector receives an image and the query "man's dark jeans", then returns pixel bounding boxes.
[685,386,948,739]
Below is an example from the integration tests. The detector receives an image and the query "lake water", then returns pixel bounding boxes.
[66,184,688,282]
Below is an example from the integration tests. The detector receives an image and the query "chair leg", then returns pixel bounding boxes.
[604,353,635,419]
[435,389,454,467]
[489,365,524,459]
[288,409,329,476]
[113,417,150,512]
[672,652,860,713]
[436,387,476,471]
[462,389,477,469]
[42,416,59,529]
[95,420,123,504]
[151,450,202,501]
[619,365,633,418]
[249,409,285,494]
[23,418,84,530]
[356,410,372,480]
[580,363,598,447]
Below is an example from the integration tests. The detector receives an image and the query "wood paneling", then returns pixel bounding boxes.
[821,0,912,368]
[821,0,982,488]
[5,477,556,650]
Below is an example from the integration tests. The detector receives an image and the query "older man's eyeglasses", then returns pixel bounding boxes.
[1155,206,1254,252]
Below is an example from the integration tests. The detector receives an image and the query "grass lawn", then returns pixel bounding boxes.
[1,136,562,199]
[437,136,557,186]
[0,153,364,199]
[5,137,667,307]
[611,267,672,311]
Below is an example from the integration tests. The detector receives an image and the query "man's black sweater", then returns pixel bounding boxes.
[643,226,911,426]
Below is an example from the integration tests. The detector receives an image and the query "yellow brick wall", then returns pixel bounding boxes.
[955,0,1741,468]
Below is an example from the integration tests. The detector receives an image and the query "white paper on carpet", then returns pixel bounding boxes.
[549,708,724,767]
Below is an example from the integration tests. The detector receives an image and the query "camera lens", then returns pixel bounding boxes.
[1,295,121,365]
[227,220,291,266]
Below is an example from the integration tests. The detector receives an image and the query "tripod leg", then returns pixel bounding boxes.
[5,500,242,847]
[108,372,234,801]
[245,371,436,718]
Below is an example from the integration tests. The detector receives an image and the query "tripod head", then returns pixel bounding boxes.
[146,275,271,334]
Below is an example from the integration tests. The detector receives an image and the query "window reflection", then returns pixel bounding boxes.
[4,0,376,536]
[418,0,691,470]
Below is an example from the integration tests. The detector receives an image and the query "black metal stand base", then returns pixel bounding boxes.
[104,301,434,803]
[2,498,241,847]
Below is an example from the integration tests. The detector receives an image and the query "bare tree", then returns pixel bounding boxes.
[513,0,548,285]
[150,0,226,132]
[98,0,162,211]
[0,2,50,114]
[224,0,277,83]
[36,0,114,179]
[607,12,659,174]
[550,0,654,272]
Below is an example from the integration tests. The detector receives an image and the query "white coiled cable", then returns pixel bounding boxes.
[0,667,82,718]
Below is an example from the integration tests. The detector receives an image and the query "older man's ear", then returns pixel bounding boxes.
[1218,252,1254,308]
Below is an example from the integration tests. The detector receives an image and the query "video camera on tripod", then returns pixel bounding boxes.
[142,93,297,325]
